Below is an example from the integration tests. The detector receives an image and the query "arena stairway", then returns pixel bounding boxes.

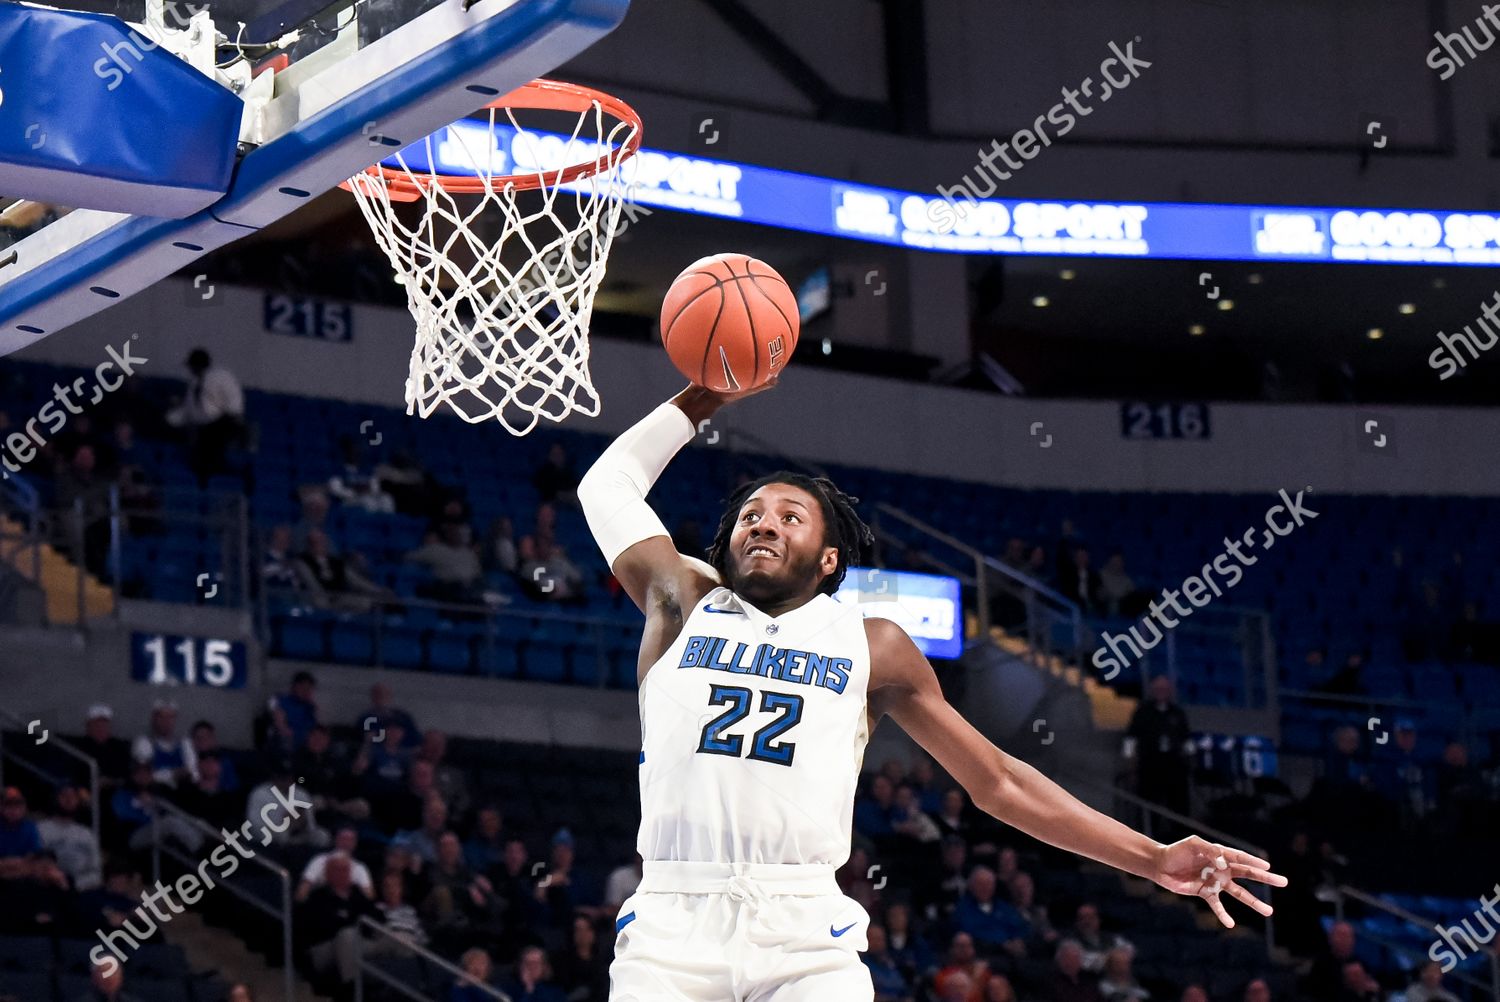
[0,514,114,624]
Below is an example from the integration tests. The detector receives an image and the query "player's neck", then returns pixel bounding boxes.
[739,589,818,619]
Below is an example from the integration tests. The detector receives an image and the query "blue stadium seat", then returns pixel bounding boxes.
[329,620,375,665]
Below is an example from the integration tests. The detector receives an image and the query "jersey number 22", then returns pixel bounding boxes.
[696,684,804,767]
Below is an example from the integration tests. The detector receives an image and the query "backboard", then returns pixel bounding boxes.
[0,0,630,353]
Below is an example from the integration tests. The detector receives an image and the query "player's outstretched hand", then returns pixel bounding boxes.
[1149,835,1288,928]
[692,374,780,407]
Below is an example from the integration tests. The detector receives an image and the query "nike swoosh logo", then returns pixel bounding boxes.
[702,605,741,614]
[831,922,857,938]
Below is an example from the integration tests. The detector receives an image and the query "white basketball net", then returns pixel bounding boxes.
[346,96,639,435]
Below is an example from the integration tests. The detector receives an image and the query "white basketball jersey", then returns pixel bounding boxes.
[635,585,872,867]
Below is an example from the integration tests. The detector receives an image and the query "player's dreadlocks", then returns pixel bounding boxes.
[706,470,875,596]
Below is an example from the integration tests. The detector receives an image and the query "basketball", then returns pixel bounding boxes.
[659,253,800,393]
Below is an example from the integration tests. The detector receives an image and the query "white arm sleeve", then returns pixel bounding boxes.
[579,402,696,568]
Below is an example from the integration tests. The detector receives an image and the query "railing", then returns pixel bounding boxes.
[1060,770,1277,951]
[0,708,100,845]
[1331,884,1500,1002]
[354,917,513,1002]
[1100,604,1277,712]
[147,798,296,1002]
[1280,687,1491,750]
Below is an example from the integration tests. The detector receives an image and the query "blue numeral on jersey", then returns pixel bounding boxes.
[695,686,804,767]
[748,691,803,766]
[696,684,750,757]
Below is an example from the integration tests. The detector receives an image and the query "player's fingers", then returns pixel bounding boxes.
[1224,881,1274,917]
[1220,845,1275,871]
[1229,863,1288,887]
[1203,891,1235,928]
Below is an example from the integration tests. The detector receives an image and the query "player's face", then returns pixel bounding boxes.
[727,484,837,603]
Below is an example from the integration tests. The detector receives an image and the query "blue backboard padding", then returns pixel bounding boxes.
[0,0,629,350]
[0,5,241,217]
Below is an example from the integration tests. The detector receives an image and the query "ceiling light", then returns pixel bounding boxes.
[1188,324,1206,336]
[1216,299,1235,311]
[1398,303,1417,315]
[1031,296,1050,308]
[1367,327,1384,340]
[1059,269,1076,281]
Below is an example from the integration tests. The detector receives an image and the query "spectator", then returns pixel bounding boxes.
[923,835,970,922]
[1404,959,1460,1002]
[1098,552,1150,618]
[1057,547,1102,614]
[932,931,989,1002]
[298,853,378,988]
[1180,987,1209,1002]
[1097,946,1149,1001]
[189,720,239,791]
[375,449,442,518]
[383,842,430,908]
[934,788,976,843]
[837,845,883,916]
[1243,979,1271,1002]
[74,956,148,1002]
[294,725,371,826]
[54,444,112,579]
[908,756,944,814]
[0,787,72,933]
[76,704,132,785]
[551,913,611,1002]
[165,347,245,486]
[0,785,43,867]
[110,762,203,853]
[359,683,422,748]
[298,828,374,901]
[993,846,1020,886]
[131,700,197,788]
[422,830,501,939]
[464,806,510,876]
[269,670,321,753]
[1008,872,1057,949]
[374,868,428,948]
[483,515,519,575]
[984,975,1019,1001]
[261,525,305,596]
[1124,676,1191,821]
[1376,720,1432,826]
[297,528,393,613]
[862,924,913,1002]
[954,866,1028,957]
[449,947,498,1002]
[892,783,942,843]
[291,485,334,553]
[1272,830,1331,955]
[884,902,936,984]
[500,945,569,1002]
[227,985,253,1002]
[854,774,898,837]
[328,435,396,513]
[246,769,327,849]
[394,796,450,865]
[406,520,486,603]
[517,532,587,603]
[378,759,439,834]
[171,753,242,832]
[37,785,101,890]
[532,828,600,927]
[1042,939,1105,1002]
[491,837,536,918]
[1339,961,1386,1001]
[418,730,469,820]
[533,441,580,507]
[1305,921,1360,999]
[1070,904,1131,974]
[602,851,643,914]
[1317,651,1367,697]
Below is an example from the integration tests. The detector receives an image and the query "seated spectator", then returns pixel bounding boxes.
[189,720,240,791]
[297,528,393,613]
[499,945,569,1002]
[1042,940,1105,1002]
[483,515,519,575]
[359,683,421,746]
[76,954,149,1002]
[298,853,378,988]
[328,434,396,513]
[375,449,442,519]
[418,729,469,820]
[374,868,428,949]
[907,755,943,814]
[449,947,498,1002]
[1305,921,1360,1000]
[932,931,989,1002]
[837,845,884,917]
[405,520,485,603]
[1179,986,1208,1002]
[602,851,643,914]
[517,533,587,603]
[1057,547,1101,614]
[1243,979,1271,1002]
[37,784,101,890]
[1339,961,1385,1001]
[1375,720,1432,826]
[1071,904,1131,974]
[552,912,611,1001]
[922,835,970,922]
[464,805,509,876]
[1097,946,1148,1001]
[533,442,581,508]
[934,788,976,843]
[0,787,71,935]
[854,774,898,838]
[955,866,1028,958]
[246,769,327,850]
[0,785,43,868]
[984,974,1019,1001]
[360,722,418,801]
[892,783,942,843]
[261,525,305,596]
[131,700,197,788]
[1317,651,1368,696]
[110,762,203,853]
[383,842,430,910]
[268,670,322,754]
[170,753,243,831]
[1008,872,1057,950]
[862,924,912,1002]
[533,828,601,927]
[76,704,132,786]
[422,831,502,939]
[1404,959,1460,1002]
[883,902,936,984]
[294,725,371,826]
[491,837,536,918]
[292,485,333,552]
[394,795,450,865]
[54,444,112,579]
[298,828,374,901]
[164,347,245,486]
[1098,551,1149,617]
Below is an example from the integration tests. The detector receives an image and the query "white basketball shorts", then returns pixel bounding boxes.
[609,861,874,1002]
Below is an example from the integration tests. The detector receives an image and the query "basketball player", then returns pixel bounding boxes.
[579,380,1287,1001]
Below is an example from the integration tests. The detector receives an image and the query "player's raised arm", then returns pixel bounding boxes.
[864,617,1288,929]
[578,379,778,617]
